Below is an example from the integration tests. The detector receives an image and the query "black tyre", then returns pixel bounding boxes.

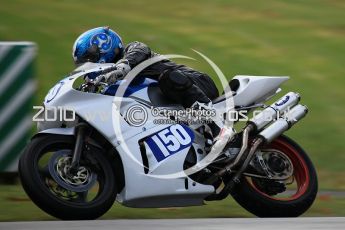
[19,134,117,220]
[231,135,318,217]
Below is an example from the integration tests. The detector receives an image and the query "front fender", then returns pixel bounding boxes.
[32,127,75,139]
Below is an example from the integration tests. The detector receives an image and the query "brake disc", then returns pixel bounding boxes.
[248,149,294,180]
[48,150,97,192]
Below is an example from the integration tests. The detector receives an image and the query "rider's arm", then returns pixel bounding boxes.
[122,41,152,68]
[104,41,152,84]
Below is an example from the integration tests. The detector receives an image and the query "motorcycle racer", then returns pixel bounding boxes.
[72,26,219,112]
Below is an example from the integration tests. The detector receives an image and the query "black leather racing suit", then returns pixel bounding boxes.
[122,41,219,108]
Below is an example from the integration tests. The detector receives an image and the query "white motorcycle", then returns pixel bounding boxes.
[19,63,318,219]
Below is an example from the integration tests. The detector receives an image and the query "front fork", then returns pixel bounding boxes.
[69,123,88,173]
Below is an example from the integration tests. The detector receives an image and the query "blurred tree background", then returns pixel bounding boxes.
[0,0,344,220]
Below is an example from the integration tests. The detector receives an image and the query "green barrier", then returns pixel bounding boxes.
[0,42,36,172]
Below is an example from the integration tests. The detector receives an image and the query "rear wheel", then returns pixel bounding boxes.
[231,135,318,217]
[19,134,117,220]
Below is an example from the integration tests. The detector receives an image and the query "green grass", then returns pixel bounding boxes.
[0,184,345,221]
[0,0,345,219]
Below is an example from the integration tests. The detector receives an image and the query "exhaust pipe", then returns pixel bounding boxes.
[249,92,300,131]
[224,92,301,173]
[206,101,308,200]
[258,104,308,143]
[226,104,308,186]
[210,105,308,195]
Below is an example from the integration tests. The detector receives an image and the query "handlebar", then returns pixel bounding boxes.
[84,65,119,86]
[79,64,126,93]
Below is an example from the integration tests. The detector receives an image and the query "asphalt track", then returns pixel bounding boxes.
[1,218,344,230]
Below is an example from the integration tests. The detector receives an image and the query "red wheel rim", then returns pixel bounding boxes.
[248,137,310,201]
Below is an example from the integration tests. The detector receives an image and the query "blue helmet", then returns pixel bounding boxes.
[72,27,124,64]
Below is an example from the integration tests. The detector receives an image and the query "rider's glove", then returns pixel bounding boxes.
[104,59,131,84]
[104,69,125,84]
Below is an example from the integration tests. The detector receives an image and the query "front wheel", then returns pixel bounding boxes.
[231,135,318,217]
[19,134,117,220]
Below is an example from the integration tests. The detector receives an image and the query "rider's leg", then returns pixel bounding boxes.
[158,69,220,136]
[158,69,212,108]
